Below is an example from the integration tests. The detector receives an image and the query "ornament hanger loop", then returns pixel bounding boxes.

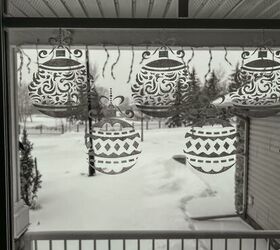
[140,42,185,62]
[48,28,72,48]
[39,28,82,60]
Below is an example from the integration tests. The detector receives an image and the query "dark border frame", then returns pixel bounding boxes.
[3,17,280,29]
[3,3,280,249]
[1,0,13,250]
[178,0,189,17]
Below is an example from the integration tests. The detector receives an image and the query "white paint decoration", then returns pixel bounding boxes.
[28,48,88,118]
[131,47,191,117]
[184,120,237,174]
[85,89,142,175]
[213,48,280,117]
[86,118,141,175]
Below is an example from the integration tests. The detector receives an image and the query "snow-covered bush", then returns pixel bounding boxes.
[20,128,42,209]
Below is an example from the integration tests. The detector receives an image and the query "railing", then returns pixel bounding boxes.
[24,230,280,250]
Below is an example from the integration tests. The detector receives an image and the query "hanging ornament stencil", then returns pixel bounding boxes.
[213,48,280,117]
[85,89,141,175]
[131,46,191,117]
[28,29,92,118]
[184,118,237,174]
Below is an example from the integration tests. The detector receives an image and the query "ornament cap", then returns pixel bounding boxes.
[55,49,66,58]
[159,50,168,58]
[258,50,267,59]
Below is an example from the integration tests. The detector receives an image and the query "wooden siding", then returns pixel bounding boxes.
[248,116,280,230]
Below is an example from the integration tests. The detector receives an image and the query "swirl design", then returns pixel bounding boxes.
[28,65,88,109]
[241,51,250,59]
[131,67,190,116]
[39,50,49,59]
[230,68,280,107]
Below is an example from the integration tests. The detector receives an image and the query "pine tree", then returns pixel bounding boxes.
[188,67,201,95]
[228,63,242,92]
[32,158,42,206]
[20,128,42,208]
[202,70,222,102]
[166,67,202,127]
[166,78,186,128]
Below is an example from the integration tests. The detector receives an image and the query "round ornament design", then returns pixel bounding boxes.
[86,118,141,175]
[184,119,237,174]
[213,49,280,117]
[131,48,191,117]
[28,48,89,118]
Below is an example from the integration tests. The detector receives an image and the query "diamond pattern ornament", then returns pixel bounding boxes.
[213,48,280,117]
[86,118,142,175]
[184,119,237,174]
[131,47,191,118]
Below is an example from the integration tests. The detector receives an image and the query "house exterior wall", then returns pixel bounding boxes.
[247,116,280,230]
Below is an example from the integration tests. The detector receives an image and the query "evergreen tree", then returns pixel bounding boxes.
[166,76,187,128]
[188,67,201,95]
[20,128,42,208]
[228,63,242,92]
[69,86,105,123]
[202,70,222,102]
[166,67,202,128]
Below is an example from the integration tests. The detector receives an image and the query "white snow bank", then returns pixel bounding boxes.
[28,126,250,236]
[29,128,210,231]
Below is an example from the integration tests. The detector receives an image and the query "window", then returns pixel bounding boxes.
[11,27,248,233]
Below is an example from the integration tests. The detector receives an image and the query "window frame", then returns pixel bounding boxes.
[2,4,280,249]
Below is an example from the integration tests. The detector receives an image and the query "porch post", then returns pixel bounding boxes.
[0,0,15,249]
[86,46,95,177]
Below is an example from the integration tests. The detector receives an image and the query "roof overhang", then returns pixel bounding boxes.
[4,18,280,47]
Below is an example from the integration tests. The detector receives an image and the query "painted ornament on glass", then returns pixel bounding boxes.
[131,47,191,117]
[28,31,91,118]
[213,48,280,117]
[184,119,237,174]
[85,91,141,175]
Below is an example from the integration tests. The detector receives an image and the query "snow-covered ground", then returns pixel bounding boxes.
[25,115,261,250]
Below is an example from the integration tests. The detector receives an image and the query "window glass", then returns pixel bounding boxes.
[16,42,249,232]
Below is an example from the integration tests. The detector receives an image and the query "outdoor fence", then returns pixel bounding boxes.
[131,119,168,131]
[20,120,170,135]
[23,230,280,250]
[19,123,86,135]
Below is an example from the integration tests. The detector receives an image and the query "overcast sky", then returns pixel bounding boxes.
[19,47,243,98]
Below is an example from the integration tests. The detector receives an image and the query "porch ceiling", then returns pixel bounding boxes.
[7,0,280,19]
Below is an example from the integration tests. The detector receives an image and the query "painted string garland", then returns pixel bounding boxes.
[213,48,280,117]
[85,89,141,175]
[184,119,237,174]
[131,46,191,117]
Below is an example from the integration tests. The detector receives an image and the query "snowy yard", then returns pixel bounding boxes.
[27,116,251,233]
[23,115,268,250]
